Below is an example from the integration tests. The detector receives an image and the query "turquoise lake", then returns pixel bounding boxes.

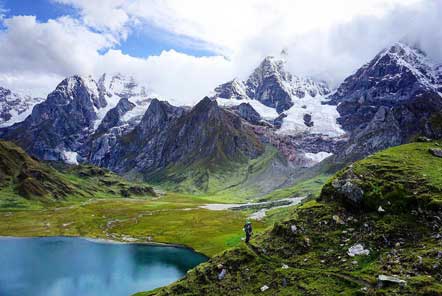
[0,237,207,296]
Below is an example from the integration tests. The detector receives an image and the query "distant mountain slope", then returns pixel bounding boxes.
[331,42,442,132]
[0,140,75,202]
[2,41,442,197]
[0,140,155,209]
[98,97,274,193]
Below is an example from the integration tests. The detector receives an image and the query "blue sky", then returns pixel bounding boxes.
[0,0,215,58]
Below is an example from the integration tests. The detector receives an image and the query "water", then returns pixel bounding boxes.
[0,237,207,296]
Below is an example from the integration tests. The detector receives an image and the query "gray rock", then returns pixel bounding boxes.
[377,275,407,288]
[218,268,227,280]
[273,113,287,129]
[303,113,314,127]
[331,170,364,205]
[417,136,432,142]
[429,148,442,158]
[236,103,261,124]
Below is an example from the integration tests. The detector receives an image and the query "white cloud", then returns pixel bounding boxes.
[0,14,233,102]
[53,0,129,36]
[0,15,114,76]
[96,49,234,105]
[55,0,425,55]
[0,0,441,102]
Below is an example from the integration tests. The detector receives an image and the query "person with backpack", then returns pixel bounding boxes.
[243,220,253,243]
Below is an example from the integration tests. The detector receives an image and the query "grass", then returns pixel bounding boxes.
[145,141,442,295]
[322,141,442,211]
[260,173,331,201]
[151,146,287,201]
[0,193,268,256]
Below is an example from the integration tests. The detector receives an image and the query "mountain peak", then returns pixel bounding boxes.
[193,96,218,113]
[332,41,441,108]
[375,41,433,71]
[253,56,288,80]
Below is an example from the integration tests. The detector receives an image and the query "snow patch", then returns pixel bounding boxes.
[304,151,333,163]
[61,151,79,165]
[0,107,33,127]
[278,95,345,137]
[216,97,279,120]
[91,73,155,130]
[93,93,120,130]
[82,75,100,99]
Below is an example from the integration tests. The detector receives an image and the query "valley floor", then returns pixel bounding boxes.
[0,193,278,256]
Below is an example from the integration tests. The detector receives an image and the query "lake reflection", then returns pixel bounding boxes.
[0,237,207,296]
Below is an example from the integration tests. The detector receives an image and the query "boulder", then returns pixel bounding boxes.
[260,285,269,292]
[377,275,407,288]
[417,136,432,142]
[347,244,370,257]
[218,268,227,280]
[429,148,442,158]
[332,179,364,205]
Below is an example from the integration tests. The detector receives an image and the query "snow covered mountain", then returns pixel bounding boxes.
[0,86,44,128]
[94,73,154,130]
[331,42,442,132]
[1,41,442,187]
[213,56,345,138]
[330,42,442,160]
[0,73,156,164]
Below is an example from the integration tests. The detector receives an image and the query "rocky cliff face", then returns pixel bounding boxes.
[330,42,442,161]
[331,42,442,132]
[0,76,100,162]
[0,74,154,163]
[102,97,264,181]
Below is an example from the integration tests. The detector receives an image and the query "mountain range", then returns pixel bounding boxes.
[1,41,441,195]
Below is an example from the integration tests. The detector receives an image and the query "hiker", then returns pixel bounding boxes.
[244,220,253,243]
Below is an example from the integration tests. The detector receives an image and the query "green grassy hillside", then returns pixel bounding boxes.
[150,146,296,201]
[0,140,155,209]
[143,141,442,295]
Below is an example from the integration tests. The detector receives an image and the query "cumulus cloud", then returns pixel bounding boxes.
[0,13,232,102]
[96,49,234,105]
[0,0,441,102]
[53,0,130,38]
